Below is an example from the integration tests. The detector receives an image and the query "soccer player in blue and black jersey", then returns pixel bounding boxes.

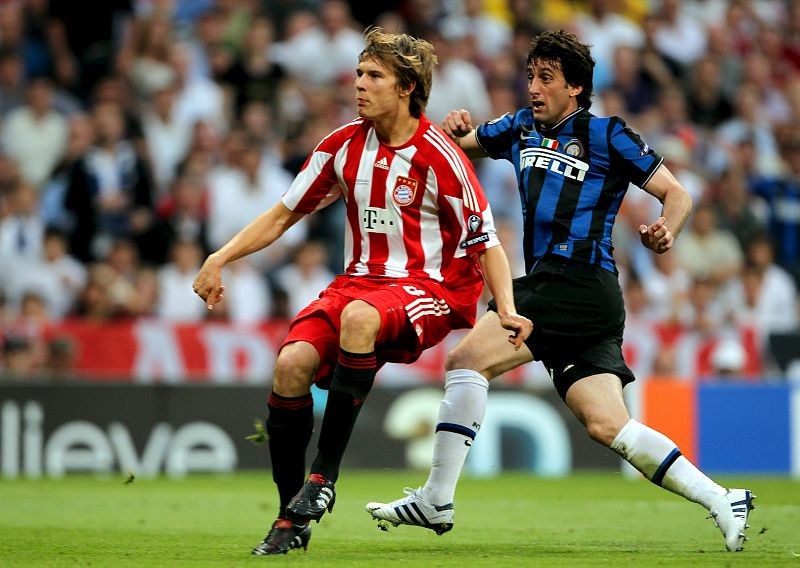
[367,29,755,552]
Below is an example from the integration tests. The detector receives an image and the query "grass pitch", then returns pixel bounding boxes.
[0,471,798,567]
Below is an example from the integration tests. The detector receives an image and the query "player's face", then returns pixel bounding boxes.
[354,57,403,121]
[527,60,581,128]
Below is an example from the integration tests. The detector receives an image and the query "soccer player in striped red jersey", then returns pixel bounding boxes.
[193,27,531,555]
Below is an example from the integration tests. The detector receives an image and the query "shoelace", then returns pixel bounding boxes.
[395,487,423,505]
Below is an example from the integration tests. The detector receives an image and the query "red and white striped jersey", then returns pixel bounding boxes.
[281,114,500,293]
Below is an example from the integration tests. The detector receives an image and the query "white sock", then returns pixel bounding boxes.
[610,419,726,510]
[421,369,488,506]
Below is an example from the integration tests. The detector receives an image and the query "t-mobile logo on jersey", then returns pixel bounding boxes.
[363,207,398,234]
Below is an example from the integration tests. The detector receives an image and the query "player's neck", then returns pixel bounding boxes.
[373,112,420,147]
[536,106,581,131]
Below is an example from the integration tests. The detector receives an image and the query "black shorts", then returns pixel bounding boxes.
[488,256,635,399]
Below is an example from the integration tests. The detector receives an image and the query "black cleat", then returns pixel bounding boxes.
[251,518,311,555]
[286,474,336,522]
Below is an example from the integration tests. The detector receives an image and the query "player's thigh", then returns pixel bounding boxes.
[360,283,449,349]
[447,311,534,378]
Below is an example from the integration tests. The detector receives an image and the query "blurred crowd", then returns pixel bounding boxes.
[0,0,799,380]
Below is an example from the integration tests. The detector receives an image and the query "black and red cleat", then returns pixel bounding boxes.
[286,474,336,523]
[251,518,311,555]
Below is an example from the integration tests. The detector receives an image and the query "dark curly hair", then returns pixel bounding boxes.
[527,29,595,110]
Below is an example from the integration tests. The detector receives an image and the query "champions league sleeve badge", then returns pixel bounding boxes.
[392,175,418,206]
[467,214,482,234]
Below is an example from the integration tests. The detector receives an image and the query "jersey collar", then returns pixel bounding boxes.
[536,107,584,135]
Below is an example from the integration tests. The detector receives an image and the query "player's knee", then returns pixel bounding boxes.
[273,349,315,396]
[585,419,618,447]
[340,300,381,341]
[445,342,479,372]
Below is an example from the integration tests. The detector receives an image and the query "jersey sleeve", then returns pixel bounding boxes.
[475,111,516,161]
[607,116,664,188]
[281,138,343,214]
[445,151,501,258]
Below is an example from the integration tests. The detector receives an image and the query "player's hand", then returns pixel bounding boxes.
[639,216,674,254]
[192,255,225,310]
[498,312,533,350]
[441,109,474,142]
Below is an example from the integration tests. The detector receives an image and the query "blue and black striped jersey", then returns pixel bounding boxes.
[476,108,663,274]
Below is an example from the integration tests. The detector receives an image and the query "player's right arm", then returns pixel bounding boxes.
[476,245,532,349]
[441,109,489,160]
[193,202,305,309]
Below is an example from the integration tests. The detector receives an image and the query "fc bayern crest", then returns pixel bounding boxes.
[392,175,418,206]
[564,139,584,157]
[468,214,482,233]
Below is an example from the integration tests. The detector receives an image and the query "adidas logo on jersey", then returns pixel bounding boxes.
[374,157,389,170]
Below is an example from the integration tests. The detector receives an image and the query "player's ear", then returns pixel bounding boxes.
[398,80,416,98]
[569,85,583,98]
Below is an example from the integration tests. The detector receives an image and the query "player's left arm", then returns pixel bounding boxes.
[639,164,693,254]
[476,245,533,348]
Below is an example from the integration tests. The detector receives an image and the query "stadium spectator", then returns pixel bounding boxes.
[272,240,336,319]
[641,248,691,325]
[64,101,156,262]
[0,183,43,260]
[425,30,492,125]
[238,101,284,169]
[675,201,743,285]
[218,258,274,324]
[39,113,95,232]
[650,0,707,69]
[572,0,643,92]
[157,239,206,322]
[367,29,754,554]
[140,72,194,196]
[45,0,135,102]
[722,234,799,340]
[102,238,143,317]
[703,23,742,96]
[0,46,27,117]
[0,226,87,321]
[708,83,782,177]
[751,137,800,279]
[192,27,528,555]
[168,40,227,134]
[712,165,767,251]
[676,275,727,336]
[607,44,659,117]
[218,15,286,119]
[271,3,364,86]
[0,333,38,379]
[206,135,302,270]
[138,172,210,266]
[439,0,512,60]
[0,76,68,189]
[708,336,747,379]
[684,55,734,129]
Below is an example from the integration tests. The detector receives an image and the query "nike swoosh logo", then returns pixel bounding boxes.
[520,132,537,140]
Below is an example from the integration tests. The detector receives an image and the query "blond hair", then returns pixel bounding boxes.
[359,27,437,118]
